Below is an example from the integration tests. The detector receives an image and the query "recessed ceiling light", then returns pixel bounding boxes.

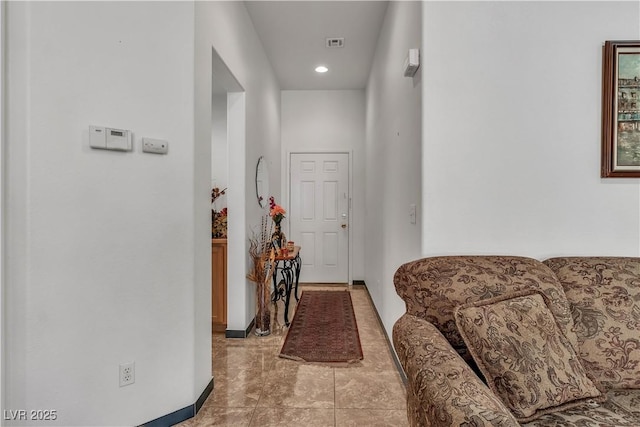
[315,66,329,73]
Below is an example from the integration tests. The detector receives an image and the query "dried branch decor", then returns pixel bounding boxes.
[247,215,275,336]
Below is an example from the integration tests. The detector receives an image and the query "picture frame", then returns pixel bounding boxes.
[602,40,640,178]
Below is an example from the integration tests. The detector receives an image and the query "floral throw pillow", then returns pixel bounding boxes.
[454,290,604,423]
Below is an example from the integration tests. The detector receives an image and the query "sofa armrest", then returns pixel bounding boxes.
[393,314,519,427]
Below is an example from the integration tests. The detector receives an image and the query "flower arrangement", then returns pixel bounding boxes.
[269,196,286,224]
[211,187,227,238]
[268,196,287,254]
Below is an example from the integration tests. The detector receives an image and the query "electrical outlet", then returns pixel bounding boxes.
[119,362,135,387]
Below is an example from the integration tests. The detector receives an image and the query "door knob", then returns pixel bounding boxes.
[341,224,347,229]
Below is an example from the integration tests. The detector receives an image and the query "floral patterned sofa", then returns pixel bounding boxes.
[392,256,640,426]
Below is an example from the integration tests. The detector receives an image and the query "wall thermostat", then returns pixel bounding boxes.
[90,125,132,151]
[403,48,420,77]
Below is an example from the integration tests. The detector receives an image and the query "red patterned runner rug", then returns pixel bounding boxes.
[279,291,364,363]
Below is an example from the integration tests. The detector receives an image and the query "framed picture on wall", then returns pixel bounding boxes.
[602,40,640,178]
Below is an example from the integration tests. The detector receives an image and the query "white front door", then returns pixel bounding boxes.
[290,153,349,283]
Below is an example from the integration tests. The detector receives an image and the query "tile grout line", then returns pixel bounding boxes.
[333,368,337,426]
[247,342,277,426]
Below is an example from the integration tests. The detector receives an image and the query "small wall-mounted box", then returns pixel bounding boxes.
[403,48,420,77]
[89,126,132,151]
[142,137,169,155]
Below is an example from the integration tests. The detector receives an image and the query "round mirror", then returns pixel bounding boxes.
[256,156,269,208]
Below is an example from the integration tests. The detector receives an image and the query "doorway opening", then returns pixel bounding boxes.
[209,48,245,336]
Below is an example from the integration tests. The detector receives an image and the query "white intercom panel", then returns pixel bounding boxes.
[90,126,132,151]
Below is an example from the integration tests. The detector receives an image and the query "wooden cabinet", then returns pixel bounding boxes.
[211,239,227,332]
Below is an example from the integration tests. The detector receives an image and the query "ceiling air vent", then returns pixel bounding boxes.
[326,38,345,48]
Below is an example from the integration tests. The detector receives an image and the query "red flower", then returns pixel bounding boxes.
[268,197,286,223]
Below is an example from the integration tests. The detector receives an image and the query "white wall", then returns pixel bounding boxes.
[0,0,5,414]
[365,2,422,338]
[3,1,281,425]
[195,1,281,334]
[5,2,199,425]
[423,1,640,258]
[211,94,228,201]
[281,90,366,280]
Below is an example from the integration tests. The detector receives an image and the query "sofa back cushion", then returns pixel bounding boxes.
[543,257,640,389]
[394,256,578,358]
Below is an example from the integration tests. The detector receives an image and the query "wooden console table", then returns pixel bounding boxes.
[211,238,227,332]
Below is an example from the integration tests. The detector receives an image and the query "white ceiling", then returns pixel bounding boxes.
[245,1,389,90]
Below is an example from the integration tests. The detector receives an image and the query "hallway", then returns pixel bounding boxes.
[178,285,408,426]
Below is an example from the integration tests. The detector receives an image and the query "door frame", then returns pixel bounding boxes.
[208,46,247,334]
[285,150,353,285]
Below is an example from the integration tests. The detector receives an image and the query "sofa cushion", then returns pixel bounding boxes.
[454,290,603,422]
[544,257,640,389]
[523,389,640,426]
[394,256,578,359]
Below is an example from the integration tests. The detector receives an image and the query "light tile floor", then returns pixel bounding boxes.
[177,284,408,427]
